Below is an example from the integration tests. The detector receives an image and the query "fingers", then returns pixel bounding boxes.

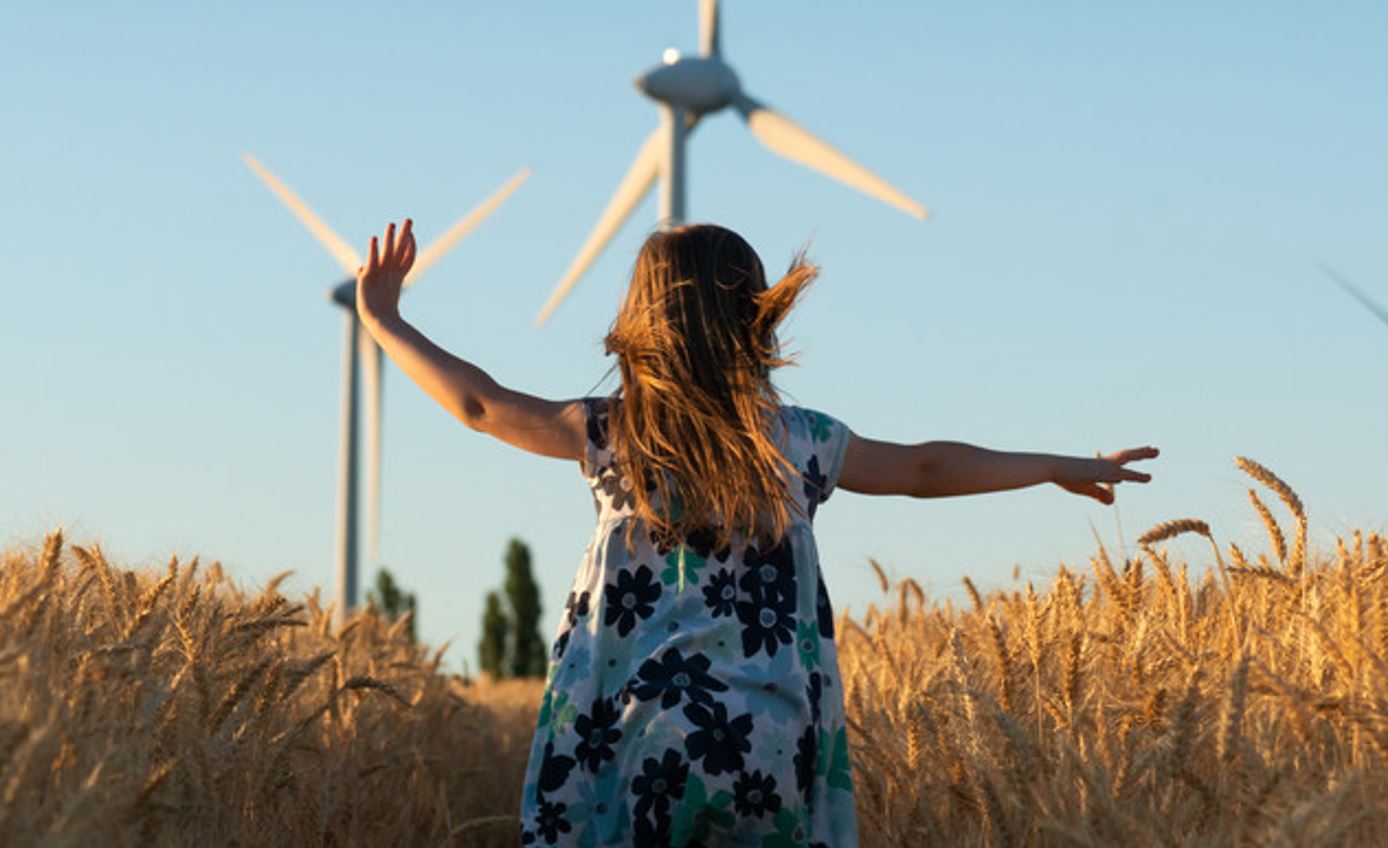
[1107,446,1160,464]
[1059,448,1153,505]
[1089,462,1150,486]
[1092,446,1159,487]
[1084,483,1115,505]
[1063,479,1114,505]
[362,220,416,275]
[399,218,416,272]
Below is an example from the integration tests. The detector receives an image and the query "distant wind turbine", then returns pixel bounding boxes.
[535,0,928,324]
[244,154,530,624]
[1320,262,1388,329]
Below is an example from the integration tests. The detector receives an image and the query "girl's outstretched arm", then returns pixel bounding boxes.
[838,433,1157,504]
[354,220,584,460]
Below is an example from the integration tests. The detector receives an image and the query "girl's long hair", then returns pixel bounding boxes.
[603,224,817,550]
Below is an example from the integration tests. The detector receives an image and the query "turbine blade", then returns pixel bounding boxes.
[699,0,720,57]
[536,128,663,325]
[242,153,363,275]
[733,94,927,220]
[406,167,533,287]
[360,334,384,565]
[1320,262,1388,328]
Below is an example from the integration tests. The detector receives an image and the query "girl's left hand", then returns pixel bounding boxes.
[1053,446,1159,505]
[356,219,416,323]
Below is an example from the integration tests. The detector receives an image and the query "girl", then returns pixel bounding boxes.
[355,220,1157,847]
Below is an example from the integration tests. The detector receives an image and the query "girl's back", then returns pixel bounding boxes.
[519,397,856,846]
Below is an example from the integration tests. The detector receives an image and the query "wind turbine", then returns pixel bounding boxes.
[535,0,927,324]
[244,154,531,625]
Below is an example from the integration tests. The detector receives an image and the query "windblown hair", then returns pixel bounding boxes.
[603,224,817,550]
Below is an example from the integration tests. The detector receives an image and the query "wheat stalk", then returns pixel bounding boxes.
[868,558,890,594]
[1217,653,1250,764]
[1247,489,1288,567]
[1139,519,1212,546]
[1237,456,1307,575]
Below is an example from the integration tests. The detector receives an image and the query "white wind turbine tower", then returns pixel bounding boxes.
[244,155,530,625]
[536,0,927,324]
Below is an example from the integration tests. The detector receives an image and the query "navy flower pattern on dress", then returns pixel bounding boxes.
[537,739,577,796]
[740,539,797,607]
[632,648,729,709]
[632,814,670,848]
[598,471,638,512]
[648,526,679,556]
[702,567,738,618]
[733,769,783,818]
[566,590,591,626]
[573,696,623,773]
[684,700,755,776]
[585,398,610,451]
[802,454,828,520]
[533,796,572,844]
[807,671,824,725]
[631,747,689,821]
[519,402,858,846]
[603,564,661,637]
[815,570,835,639]
[736,593,796,659]
[794,725,817,806]
[684,526,733,563]
[552,589,591,660]
[736,540,799,658]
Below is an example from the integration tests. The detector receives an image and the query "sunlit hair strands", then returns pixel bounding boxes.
[603,224,818,551]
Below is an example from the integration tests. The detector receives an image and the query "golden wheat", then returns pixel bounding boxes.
[5,456,1387,845]
[836,458,1388,846]
[0,533,536,847]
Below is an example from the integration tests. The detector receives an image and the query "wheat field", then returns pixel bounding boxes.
[2,457,1385,846]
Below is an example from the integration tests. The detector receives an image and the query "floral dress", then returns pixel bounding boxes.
[519,398,857,848]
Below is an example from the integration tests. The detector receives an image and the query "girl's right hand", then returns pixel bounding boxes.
[356,219,417,325]
[1052,446,1159,505]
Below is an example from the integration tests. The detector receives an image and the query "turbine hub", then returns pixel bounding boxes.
[329,279,356,308]
[635,56,739,115]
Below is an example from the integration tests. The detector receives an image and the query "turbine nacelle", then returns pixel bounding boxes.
[635,56,740,115]
[329,279,356,309]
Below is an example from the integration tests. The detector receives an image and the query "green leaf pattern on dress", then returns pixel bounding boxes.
[661,545,707,592]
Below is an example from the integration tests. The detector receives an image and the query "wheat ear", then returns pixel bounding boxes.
[1236,456,1307,575]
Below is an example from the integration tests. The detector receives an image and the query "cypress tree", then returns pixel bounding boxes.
[478,591,509,679]
[504,538,548,677]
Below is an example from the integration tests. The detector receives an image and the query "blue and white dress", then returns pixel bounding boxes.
[519,398,857,848]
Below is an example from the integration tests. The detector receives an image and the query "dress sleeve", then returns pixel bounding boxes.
[580,396,615,478]
[798,408,852,507]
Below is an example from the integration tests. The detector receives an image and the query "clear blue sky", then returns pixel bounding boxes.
[3,2,1385,669]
